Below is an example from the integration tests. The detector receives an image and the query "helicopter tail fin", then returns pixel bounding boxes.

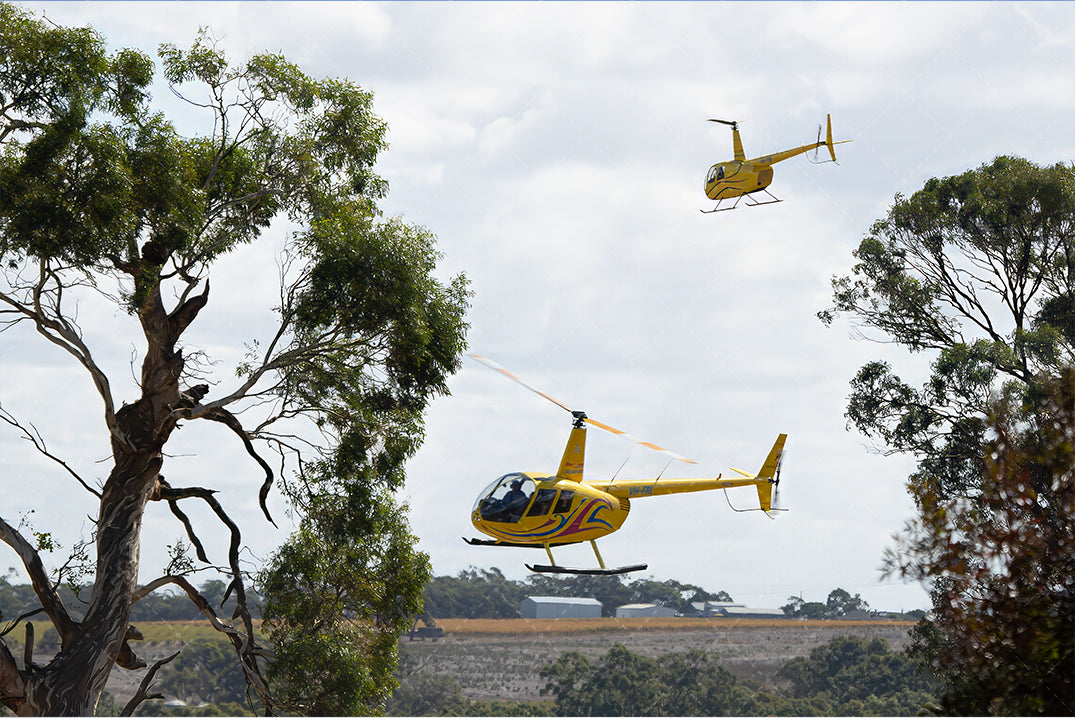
[825,114,837,162]
[823,114,852,162]
[754,434,787,512]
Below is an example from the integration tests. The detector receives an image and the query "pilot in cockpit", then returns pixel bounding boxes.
[500,479,529,521]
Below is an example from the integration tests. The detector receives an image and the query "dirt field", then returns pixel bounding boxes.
[399,618,916,703]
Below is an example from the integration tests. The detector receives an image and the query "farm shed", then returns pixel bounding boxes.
[690,601,744,617]
[521,596,603,619]
[615,603,677,618]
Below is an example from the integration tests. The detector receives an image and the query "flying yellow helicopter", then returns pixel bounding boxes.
[702,113,851,213]
[464,354,787,576]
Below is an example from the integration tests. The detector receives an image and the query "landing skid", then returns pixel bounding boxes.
[701,188,782,213]
[526,563,648,576]
[466,536,645,576]
[463,537,576,549]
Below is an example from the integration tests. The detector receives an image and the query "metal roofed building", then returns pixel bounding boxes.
[689,601,745,617]
[521,596,603,619]
[615,603,677,618]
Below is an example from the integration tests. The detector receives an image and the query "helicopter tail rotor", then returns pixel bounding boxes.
[770,447,786,512]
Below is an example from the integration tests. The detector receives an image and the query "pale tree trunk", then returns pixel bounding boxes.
[15,271,196,715]
[19,457,157,715]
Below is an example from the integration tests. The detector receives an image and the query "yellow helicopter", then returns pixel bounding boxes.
[702,113,851,213]
[464,354,787,576]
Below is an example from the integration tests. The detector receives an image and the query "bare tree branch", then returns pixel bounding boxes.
[201,408,277,527]
[0,404,101,498]
[0,514,78,642]
[0,608,45,639]
[118,650,179,717]
[132,575,276,711]
[0,261,118,432]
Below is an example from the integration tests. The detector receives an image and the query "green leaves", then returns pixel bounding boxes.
[822,156,1074,499]
[825,158,1074,713]
[0,4,154,265]
[540,640,932,716]
[259,487,432,715]
[2,12,395,277]
[892,371,1075,715]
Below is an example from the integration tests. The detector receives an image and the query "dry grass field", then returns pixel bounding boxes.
[401,617,917,703]
[433,616,905,634]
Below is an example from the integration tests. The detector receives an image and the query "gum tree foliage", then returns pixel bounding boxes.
[538,640,927,717]
[0,5,468,716]
[822,157,1073,715]
[819,156,1073,501]
[884,370,1074,715]
[781,588,869,619]
[776,636,935,716]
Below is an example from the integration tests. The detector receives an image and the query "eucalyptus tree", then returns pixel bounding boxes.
[820,155,1074,502]
[0,5,468,715]
[821,156,1073,714]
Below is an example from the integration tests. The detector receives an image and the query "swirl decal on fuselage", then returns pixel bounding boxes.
[493,498,614,542]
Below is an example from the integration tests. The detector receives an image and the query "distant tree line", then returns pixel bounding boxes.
[781,588,873,619]
[0,575,261,625]
[420,567,734,618]
[389,635,935,716]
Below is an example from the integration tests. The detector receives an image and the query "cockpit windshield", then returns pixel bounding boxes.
[473,473,536,524]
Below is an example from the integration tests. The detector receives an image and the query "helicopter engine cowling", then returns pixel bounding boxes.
[754,166,774,190]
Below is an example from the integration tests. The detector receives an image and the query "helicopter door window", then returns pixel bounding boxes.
[553,490,574,514]
[525,488,558,518]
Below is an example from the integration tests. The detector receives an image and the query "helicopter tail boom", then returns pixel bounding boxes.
[588,434,788,510]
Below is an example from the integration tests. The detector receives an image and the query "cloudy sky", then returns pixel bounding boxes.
[4,1,1074,613]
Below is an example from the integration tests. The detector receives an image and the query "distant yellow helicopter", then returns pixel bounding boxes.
[702,113,851,213]
[464,354,787,576]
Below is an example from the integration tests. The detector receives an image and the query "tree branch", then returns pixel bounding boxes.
[119,650,179,717]
[0,404,101,498]
[202,408,276,527]
[0,263,117,430]
[0,514,78,643]
[132,574,276,711]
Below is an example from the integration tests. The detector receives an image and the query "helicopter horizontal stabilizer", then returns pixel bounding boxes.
[526,563,648,576]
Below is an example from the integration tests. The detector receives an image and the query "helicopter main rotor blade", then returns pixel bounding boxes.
[469,354,573,413]
[469,353,696,464]
[583,417,696,464]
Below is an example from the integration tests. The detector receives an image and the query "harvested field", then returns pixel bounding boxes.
[400,618,916,703]
[432,616,905,634]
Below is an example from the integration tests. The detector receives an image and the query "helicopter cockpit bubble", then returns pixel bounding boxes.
[473,473,536,524]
